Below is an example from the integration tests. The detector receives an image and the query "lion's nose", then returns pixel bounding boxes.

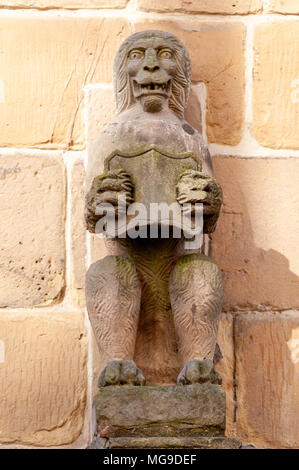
[143,50,160,72]
[143,63,160,72]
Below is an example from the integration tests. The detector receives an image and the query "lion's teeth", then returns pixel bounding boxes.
[139,82,168,91]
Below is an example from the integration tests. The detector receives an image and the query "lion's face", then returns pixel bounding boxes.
[126,37,178,113]
[114,30,191,118]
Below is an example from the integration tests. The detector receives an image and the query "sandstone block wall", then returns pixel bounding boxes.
[0,0,298,448]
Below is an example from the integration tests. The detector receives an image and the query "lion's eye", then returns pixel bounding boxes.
[158,49,172,59]
[129,50,144,60]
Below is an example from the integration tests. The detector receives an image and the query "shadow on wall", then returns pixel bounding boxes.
[211,156,299,312]
[211,157,299,448]
[234,311,299,448]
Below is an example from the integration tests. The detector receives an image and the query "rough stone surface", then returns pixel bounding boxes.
[266,0,299,13]
[137,0,261,14]
[133,20,245,145]
[107,436,242,449]
[212,156,299,311]
[0,16,131,149]
[235,311,299,448]
[184,85,203,135]
[0,153,65,308]
[70,159,86,308]
[86,86,116,153]
[96,384,226,437]
[90,235,108,265]
[0,0,128,7]
[215,313,235,437]
[253,22,299,149]
[0,312,87,446]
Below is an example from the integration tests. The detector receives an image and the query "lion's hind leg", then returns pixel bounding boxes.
[86,255,145,386]
[170,253,223,385]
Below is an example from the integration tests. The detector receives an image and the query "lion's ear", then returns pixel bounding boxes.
[113,43,136,114]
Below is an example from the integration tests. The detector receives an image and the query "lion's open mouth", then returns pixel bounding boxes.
[132,79,171,97]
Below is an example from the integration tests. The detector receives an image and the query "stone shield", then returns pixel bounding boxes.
[102,145,201,237]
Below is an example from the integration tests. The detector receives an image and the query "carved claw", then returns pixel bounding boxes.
[177,359,222,386]
[98,360,146,387]
[176,171,222,211]
[176,170,222,233]
[85,169,134,233]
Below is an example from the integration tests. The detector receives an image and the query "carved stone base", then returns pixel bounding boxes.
[93,384,241,449]
[91,436,241,449]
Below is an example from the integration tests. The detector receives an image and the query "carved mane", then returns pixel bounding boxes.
[113,30,191,119]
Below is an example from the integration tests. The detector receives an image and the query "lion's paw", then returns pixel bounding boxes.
[98,360,146,387]
[177,359,222,386]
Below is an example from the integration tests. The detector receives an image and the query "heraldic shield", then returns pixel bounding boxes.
[99,145,202,238]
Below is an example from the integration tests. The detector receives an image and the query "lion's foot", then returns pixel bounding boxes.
[98,360,146,387]
[177,359,222,386]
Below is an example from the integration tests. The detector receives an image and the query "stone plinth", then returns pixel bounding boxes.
[94,384,241,449]
[91,436,241,449]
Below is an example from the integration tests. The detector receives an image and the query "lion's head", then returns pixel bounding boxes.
[113,30,191,118]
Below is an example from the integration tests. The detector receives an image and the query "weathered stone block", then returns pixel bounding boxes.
[0,153,65,307]
[0,312,87,446]
[133,20,245,146]
[96,384,226,437]
[215,313,235,437]
[106,436,241,449]
[183,84,203,135]
[90,235,108,265]
[235,311,299,448]
[253,22,299,149]
[266,0,299,13]
[70,158,86,308]
[86,86,116,153]
[0,0,128,7]
[137,0,261,14]
[212,156,299,311]
[0,16,131,149]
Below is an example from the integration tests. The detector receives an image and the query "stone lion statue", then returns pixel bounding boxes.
[85,30,223,387]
